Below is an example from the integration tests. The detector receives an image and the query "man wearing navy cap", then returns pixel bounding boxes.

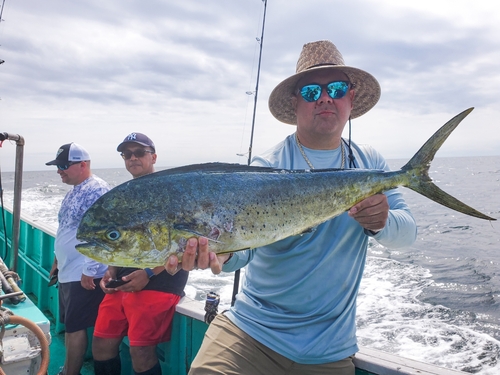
[46,142,110,375]
[115,132,157,178]
[92,133,188,375]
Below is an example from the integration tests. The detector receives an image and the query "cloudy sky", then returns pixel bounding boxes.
[0,0,499,171]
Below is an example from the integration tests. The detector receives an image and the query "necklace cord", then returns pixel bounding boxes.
[346,117,356,168]
[295,133,345,169]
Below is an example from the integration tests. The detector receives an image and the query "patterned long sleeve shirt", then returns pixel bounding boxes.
[55,175,110,283]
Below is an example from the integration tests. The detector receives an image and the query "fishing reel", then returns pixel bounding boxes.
[204,291,220,324]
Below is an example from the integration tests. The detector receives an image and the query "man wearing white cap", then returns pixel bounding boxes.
[46,142,110,375]
[183,41,418,374]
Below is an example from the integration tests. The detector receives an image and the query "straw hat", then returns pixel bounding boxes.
[268,40,381,124]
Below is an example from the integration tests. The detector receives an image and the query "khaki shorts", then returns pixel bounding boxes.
[189,314,355,375]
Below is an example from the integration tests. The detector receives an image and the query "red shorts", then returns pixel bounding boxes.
[93,290,181,346]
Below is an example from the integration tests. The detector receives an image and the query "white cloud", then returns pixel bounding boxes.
[0,0,499,171]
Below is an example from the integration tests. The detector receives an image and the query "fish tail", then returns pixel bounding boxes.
[401,108,496,221]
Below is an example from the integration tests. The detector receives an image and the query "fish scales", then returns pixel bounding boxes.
[76,108,496,268]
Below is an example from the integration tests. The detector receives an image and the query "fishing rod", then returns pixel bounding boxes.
[0,0,6,66]
[245,0,268,166]
[231,0,268,307]
[0,0,6,31]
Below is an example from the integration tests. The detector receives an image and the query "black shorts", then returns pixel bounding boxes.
[58,280,104,333]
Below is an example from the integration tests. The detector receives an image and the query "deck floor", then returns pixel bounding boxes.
[48,320,95,375]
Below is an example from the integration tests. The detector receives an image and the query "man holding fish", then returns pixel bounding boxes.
[182,40,418,374]
[74,38,493,373]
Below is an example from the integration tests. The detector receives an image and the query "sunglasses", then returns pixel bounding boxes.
[121,149,154,160]
[299,81,351,102]
[57,162,82,171]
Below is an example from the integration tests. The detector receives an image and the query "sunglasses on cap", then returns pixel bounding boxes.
[121,149,154,160]
[299,81,351,102]
[57,161,82,171]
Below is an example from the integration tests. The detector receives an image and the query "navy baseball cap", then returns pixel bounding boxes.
[117,132,156,152]
[45,143,91,166]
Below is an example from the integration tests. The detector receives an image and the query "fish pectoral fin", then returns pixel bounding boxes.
[172,223,223,243]
[173,223,205,237]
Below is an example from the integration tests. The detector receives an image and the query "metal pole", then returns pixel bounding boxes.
[12,136,25,271]
[0,132,25,272]
[232,0,268,307]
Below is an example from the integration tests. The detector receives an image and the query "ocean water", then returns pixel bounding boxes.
[1,156,499,374]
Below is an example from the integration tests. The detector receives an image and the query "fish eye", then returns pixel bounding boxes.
[105,229,121,241]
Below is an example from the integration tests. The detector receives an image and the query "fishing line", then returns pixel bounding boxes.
[0,0,8,260]
[0,167,8,260]
[232,0,268,307]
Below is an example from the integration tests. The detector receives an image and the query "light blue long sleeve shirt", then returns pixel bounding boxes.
[223,134,417,364]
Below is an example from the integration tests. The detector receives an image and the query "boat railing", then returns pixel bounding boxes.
[0,206,60,330]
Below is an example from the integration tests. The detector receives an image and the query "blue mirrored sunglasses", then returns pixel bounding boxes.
[299,81,350,102]
[57,162,81,171]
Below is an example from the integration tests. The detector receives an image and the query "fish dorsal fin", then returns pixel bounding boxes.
[167,162,275,173]
[134,163,281,182]
[131,163,376,184]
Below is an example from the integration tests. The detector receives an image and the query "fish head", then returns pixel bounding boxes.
[76,223,172,267]
[76,186,175,268]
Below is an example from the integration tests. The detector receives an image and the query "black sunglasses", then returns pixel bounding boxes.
[121,149,154,160]
[57,162,82,171]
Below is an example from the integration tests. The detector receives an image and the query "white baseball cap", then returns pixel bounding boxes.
[45,143,91,166]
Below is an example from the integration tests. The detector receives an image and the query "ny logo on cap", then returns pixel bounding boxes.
[126,133,138,141]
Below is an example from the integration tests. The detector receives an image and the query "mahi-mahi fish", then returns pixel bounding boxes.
[76,108,496,268]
